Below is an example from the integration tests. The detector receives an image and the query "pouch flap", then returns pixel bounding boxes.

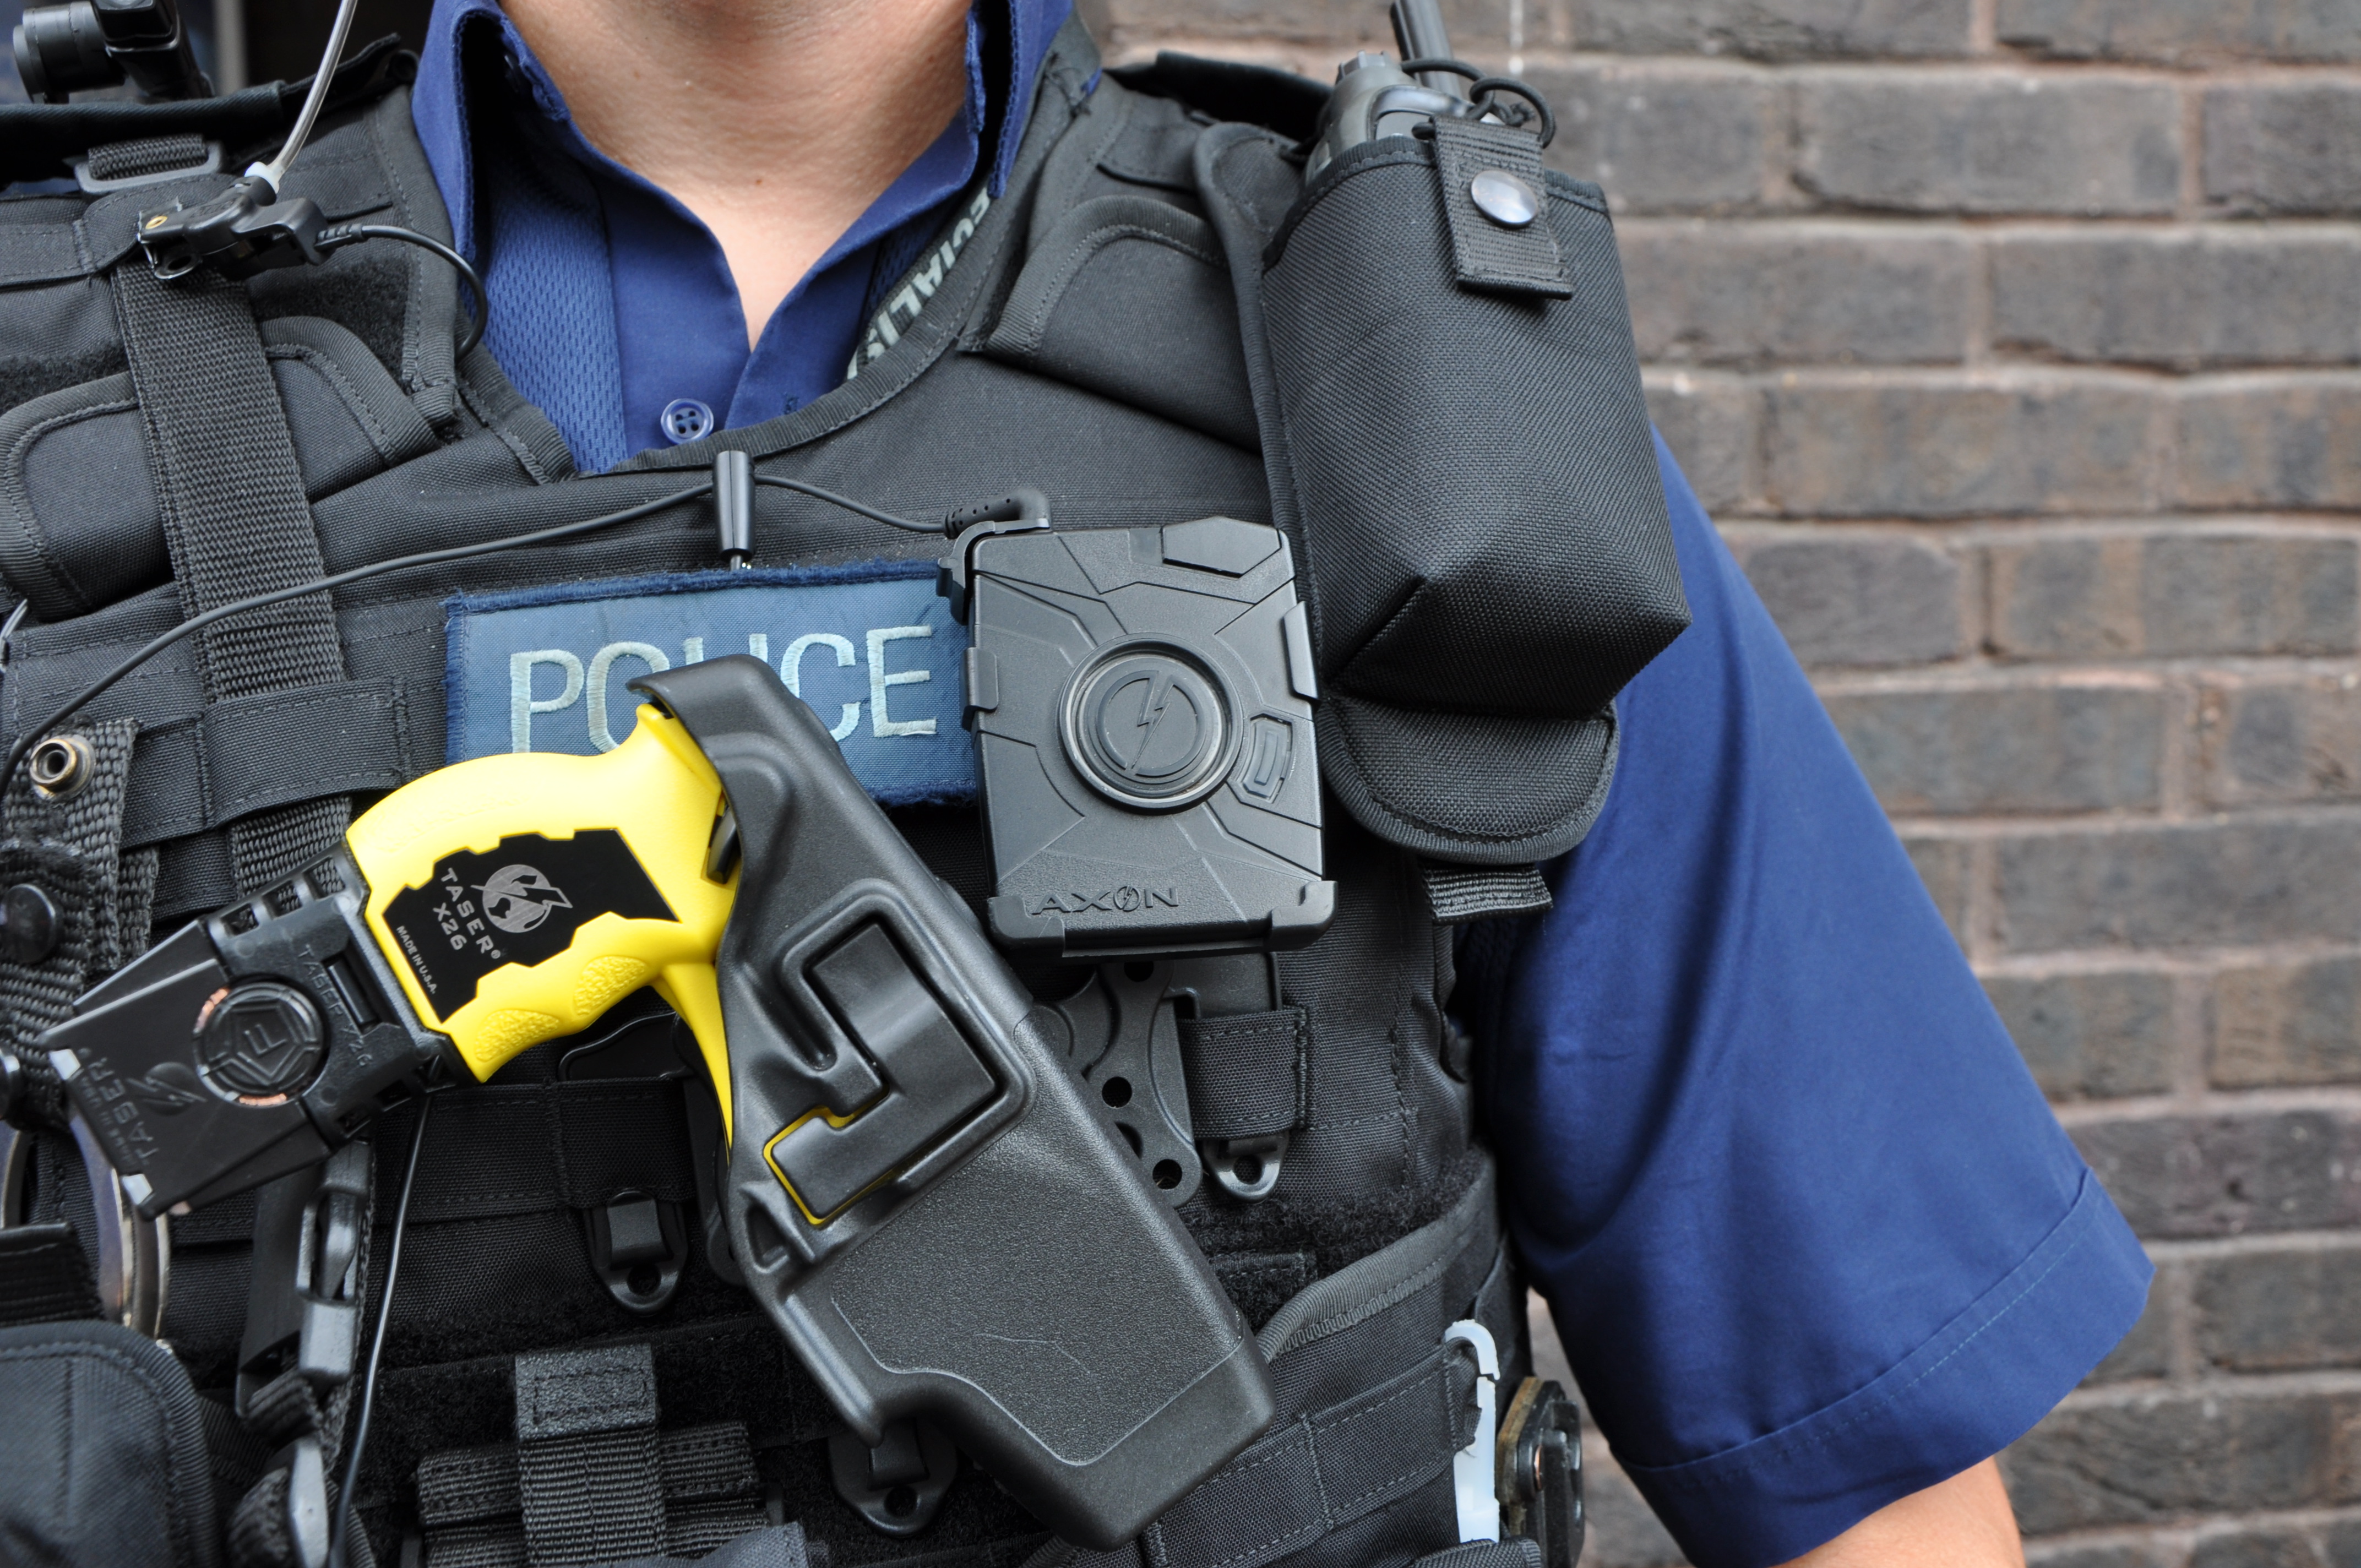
[263,315,444,495]
[983,194,1255,450]
[0,372,160,620]
[0,1319,224,1568]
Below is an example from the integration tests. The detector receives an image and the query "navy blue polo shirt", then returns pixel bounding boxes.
[411,0,1069,469]
[406,9,2151,1564]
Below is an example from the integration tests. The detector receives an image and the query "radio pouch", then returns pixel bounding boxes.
[1194,116,1691,870]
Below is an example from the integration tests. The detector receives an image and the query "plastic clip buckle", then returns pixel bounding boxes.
[236,1142,370,1415]
[1444,1320,1502,1543]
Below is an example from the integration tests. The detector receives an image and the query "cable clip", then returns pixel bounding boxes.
[138,175,327,282]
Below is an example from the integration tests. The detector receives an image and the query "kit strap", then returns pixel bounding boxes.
[107,244,354,892]
[1424,119,1571,301]
[514,1343,670,1567]
[1420,863,1553,925]
[1178,1007,1308,1140]
[1025,1341,1482,1568]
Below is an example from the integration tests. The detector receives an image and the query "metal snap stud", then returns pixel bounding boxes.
[1469,168,1540,228]
[26,734,94,798]
[0,884,60,965]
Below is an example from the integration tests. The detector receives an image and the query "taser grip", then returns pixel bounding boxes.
[632,657,1275,1551]
[349,711,739,1131]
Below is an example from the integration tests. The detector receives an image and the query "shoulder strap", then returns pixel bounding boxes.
[106,216,352,891]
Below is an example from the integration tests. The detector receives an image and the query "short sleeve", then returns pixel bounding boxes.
[1455,435,2152,1568]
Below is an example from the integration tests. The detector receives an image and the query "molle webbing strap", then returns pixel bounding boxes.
[1023,1342,1481,1568]
[0,1222,105,1325]
[400,1080,698,1223]
[1421,863,1553,925]
[514,1343,668,1566]
[1178,1008,1308,1139]
[109,257,353,892]
[414,1420,779,1565]
[0,716,153,1126]
[116,679,414,850]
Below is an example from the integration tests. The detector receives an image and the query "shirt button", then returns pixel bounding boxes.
[660,398,715,445]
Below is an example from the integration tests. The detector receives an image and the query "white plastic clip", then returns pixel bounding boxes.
[1444,1319,1502,1542]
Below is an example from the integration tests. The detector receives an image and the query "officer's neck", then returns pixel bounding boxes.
[500,0,975,346]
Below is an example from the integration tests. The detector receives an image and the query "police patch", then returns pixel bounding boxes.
[445,564,973,804]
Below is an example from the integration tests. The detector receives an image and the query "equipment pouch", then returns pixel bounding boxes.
[0,1319,225,1568]
[1196,119,1691,866]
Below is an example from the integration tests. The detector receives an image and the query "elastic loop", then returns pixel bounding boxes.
[1466,76,1556,147]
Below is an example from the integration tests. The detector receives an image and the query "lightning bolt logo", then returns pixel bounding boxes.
[474,864,575,935]
[1127,671,1175,767]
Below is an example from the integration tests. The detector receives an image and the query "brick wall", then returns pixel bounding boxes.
[1090,2,2361,1563]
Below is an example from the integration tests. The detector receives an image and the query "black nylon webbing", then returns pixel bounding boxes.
[513,1344,668,1567]
[1420,863,1553,925]
[1178,1008,1307,1139]
[1030,1342,1479,1568]
[0,716,151,1125]
[0,1222,104,1324]
[118,679,414,848]
[110,257,353,892]
[1425,120,1569,301]
[404,1080,697,1224]
[84,134,212,183]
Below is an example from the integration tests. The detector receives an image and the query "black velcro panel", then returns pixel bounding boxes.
[402,1081,698,1225]
[1179,1007,1308,1139]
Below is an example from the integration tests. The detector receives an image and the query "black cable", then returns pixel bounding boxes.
[752,473,940,534]
[1396,56,1484,82]
[326,1090,436,1568]
[321,224,490,358]
[1,483,711,788]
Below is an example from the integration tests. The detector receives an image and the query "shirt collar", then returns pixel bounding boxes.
[410,0,1072,260]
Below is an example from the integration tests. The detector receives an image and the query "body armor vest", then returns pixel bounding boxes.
[0,18,1680,1567]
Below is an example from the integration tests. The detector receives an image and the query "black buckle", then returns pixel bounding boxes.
[236,1141,371,1412]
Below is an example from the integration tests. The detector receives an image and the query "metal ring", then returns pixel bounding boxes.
[68,1116,170,1336]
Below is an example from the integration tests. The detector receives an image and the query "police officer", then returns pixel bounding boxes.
[0,0,2147,1564]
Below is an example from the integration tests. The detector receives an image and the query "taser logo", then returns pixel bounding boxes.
[474,865,572,935]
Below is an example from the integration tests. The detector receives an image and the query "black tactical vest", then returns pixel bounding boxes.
[0,18,1682,1567]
